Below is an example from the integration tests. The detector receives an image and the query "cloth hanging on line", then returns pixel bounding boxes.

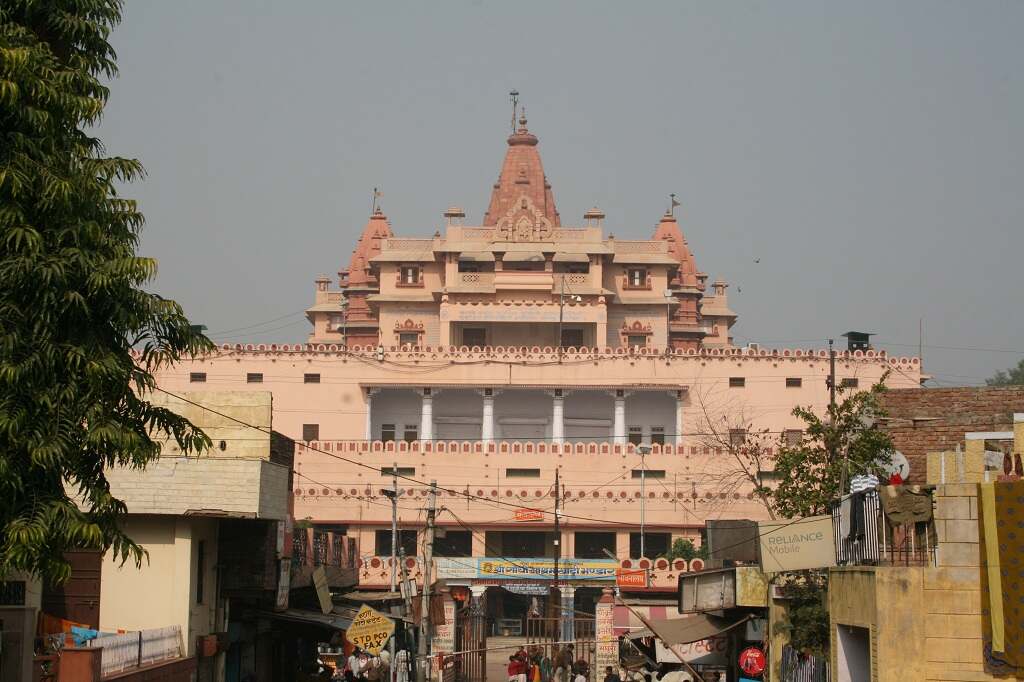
[879,485,934,525]
[849,473,879,494]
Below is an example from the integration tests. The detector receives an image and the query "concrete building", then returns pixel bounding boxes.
[60,391,297,681]
[827,411,1024,681]
[151,113,923,623]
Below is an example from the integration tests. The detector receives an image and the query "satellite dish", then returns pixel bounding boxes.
[877,449,910,479]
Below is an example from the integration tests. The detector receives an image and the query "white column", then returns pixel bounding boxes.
[613,390,626,444]
[420,388,433,442]
[552,390,565,445]
[482,389,495,443]
[365,388,375,441]
[675,390,684,446]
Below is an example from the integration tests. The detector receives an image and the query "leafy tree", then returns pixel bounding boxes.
[772,571,830,657]
[0,1,211,582]
[770,379,894,519]
[986,359,1024,386]
[664,537,707,562]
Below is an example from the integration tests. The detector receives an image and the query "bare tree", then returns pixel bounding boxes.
[691,386,778,520]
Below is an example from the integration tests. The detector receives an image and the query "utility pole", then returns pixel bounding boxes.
[553,468,560,595]
[386,464,399,682]
[399,549,415,682]
[639,445,650,558]
[828,338,837,463]
[416,482,437,682]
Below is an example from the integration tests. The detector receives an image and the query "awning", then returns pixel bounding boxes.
[501,251,545,263]
[552,253,590,263]
[458,251,495,262]
[259,608,357,631]
[626,613,753,646]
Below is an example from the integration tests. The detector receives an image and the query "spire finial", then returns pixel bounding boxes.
[509,90,519,134]
[669,193,680,216]
[371,187,383,214]
[519,106,527,131]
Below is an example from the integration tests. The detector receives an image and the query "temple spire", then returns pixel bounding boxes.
[482,105,560,226]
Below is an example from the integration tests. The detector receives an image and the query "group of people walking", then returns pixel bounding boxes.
[507,644,590,682]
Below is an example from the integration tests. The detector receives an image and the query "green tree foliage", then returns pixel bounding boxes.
[664,537,708,562]
[772,571,830,657]
[770,379,894,519]
[986,359,1024,386]
[0,1,211,582]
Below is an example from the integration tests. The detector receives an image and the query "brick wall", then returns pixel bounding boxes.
[107,457,289,520]
[879,387,1024,484]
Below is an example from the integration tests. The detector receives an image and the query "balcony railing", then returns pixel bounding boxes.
[829,489,936,566]
[292,528,357,570]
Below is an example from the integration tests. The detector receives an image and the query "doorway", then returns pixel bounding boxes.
[836,624,871,682]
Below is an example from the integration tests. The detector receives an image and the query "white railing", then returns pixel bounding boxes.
[91,626,183,676]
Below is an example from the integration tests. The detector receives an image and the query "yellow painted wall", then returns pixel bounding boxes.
[99,516,218,656]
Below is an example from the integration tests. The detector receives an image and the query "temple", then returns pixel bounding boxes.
[154,110,922,625]
[307,114,736,351]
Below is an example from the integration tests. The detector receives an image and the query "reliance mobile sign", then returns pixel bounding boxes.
[757,515,836,572]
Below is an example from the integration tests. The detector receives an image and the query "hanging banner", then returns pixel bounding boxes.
[435,557,617,581]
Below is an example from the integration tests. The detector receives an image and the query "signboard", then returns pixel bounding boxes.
[616,568,647,588]
[275,560,291,611]
[436,557,617,581]
[514,508,545,522]
[595,600,617,671]
[432,599,456,654]
[738,647,766,676]
[745,617,767,642]
[469,580,549,595]
[758,515,836,573]
[312,566,332,615]
[346,604,396,655]
[657,636,728,666]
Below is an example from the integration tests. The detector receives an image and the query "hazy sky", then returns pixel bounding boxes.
[100,1,1023,386]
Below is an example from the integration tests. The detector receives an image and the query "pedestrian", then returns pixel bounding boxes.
[394,649,410,682]
[345,647,362,682]
[509,655,523,682]
[604,666,622,682]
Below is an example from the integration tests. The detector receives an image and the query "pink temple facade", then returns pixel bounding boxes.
[153,114,922,619]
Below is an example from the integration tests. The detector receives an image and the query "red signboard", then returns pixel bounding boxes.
[615,568,647,588]
[513,508,545,522]
[738,646,766,676]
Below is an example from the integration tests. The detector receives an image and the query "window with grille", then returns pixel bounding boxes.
[651,427,666,445]
[631,469,665,479]
[190,372,206,383]
[403,424,418,443]
[627,335,647,349]
[380,466,415,476]
[627,268,648,288]
[400,266,421,285]
[302,424,319,441]
[462,328,486,347]
[304,373,320,384]
[729,377,745,388]
[784,429,803,447]
[375,530,418,557]
[628,427,643,445]
[785,377,802,388]
[247,372,263,383]
[841,378,859,388]
[729,429,747,447]
[381,424,396,443]
[506,468,541,478]
[399,332,418,346]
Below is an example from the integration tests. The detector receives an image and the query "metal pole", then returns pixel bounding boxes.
[828,338,837,465]
[417,482,437,682]
[390,464,398,682]
[640,450,646,558]
[390,464,398,591]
